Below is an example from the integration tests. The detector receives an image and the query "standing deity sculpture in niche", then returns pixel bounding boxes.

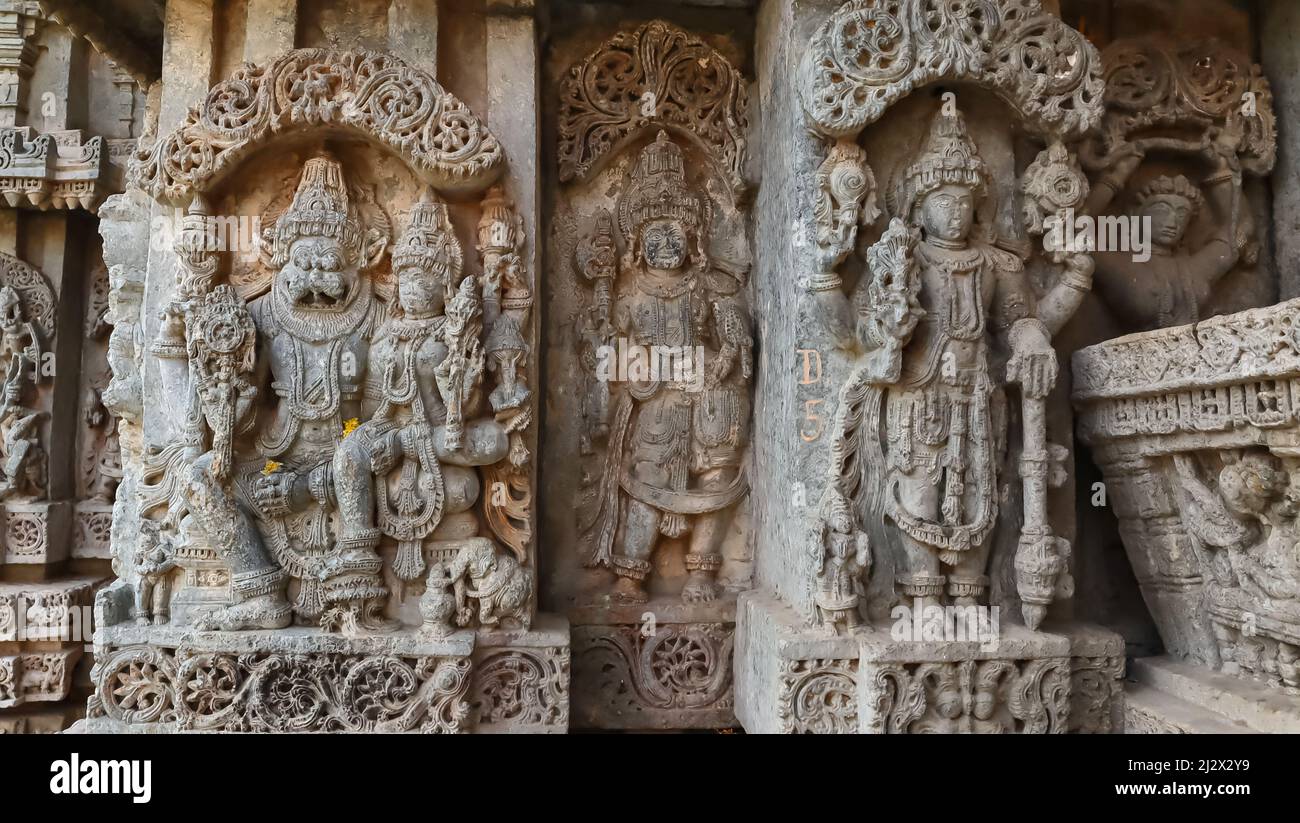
[0,282,46,501]
[144,152,534,635]
[578,131,752,605]
[819,104,1094,630]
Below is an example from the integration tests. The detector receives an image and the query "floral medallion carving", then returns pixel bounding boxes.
[801,0,1103,140]
[572,623,735,728]
[89,646,474,733]
[777,658,859,734]
[470,647,569,729]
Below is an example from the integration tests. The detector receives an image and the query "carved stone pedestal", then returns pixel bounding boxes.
[80,582,569,734]
[736,592,1124,734]
[1,501,71,568]
[0,576,99,718]
[570,598,735,730]
[1126,656,1300,733]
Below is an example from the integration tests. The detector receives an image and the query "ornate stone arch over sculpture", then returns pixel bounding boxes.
[130,48,505,206]
[558,20,750,195]
[0,252,56,344]
[104,45,540,652]
[1084,36,1275,175]
[800,0,1104,142]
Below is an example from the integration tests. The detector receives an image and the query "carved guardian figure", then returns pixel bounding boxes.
[579,132,752,605]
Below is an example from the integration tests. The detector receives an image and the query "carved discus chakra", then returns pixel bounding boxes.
[131,48,504,204]
[801,0,1104,139]
[558,20,749,193]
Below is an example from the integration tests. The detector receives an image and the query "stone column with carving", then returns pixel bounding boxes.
[734,0,1125,734]
[0,6,146,733]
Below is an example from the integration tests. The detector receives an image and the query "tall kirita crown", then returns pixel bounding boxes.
[890,105,989,221]
[393,188,463,293]
[618,131,705,241]
[269,153,363,266]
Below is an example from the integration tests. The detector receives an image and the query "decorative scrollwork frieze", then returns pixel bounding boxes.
[130,48,504,205]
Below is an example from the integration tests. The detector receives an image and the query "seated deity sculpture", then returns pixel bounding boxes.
[332,188,509,595]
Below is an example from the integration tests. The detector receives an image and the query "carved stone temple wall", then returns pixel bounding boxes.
[0,0,1290,734]
[0,0,144,734]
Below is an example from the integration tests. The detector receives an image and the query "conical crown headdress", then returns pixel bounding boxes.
[393,188,463,294]
[617,131,706,241]
[269,153,363,266]
[890,105,988,221]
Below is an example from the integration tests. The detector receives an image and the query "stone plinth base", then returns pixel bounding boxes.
[569,597,736,730]
[1125,656,1300,733]
[78,611,570,734]
[735,592,1125,733]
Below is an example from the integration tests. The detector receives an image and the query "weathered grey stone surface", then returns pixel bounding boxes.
[2,0,1298,735]
[71,0,567,735]
[0,2,138,733]
[542,11,754,729]
[1126,656,1300,733]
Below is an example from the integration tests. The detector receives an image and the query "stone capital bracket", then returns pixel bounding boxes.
[130,48,506,207]
[0,126,117,211]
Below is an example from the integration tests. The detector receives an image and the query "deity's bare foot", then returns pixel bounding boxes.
[608,576,648,605]
[953,595,979,609]
[193,593,292,631]
[681,572,718,603]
